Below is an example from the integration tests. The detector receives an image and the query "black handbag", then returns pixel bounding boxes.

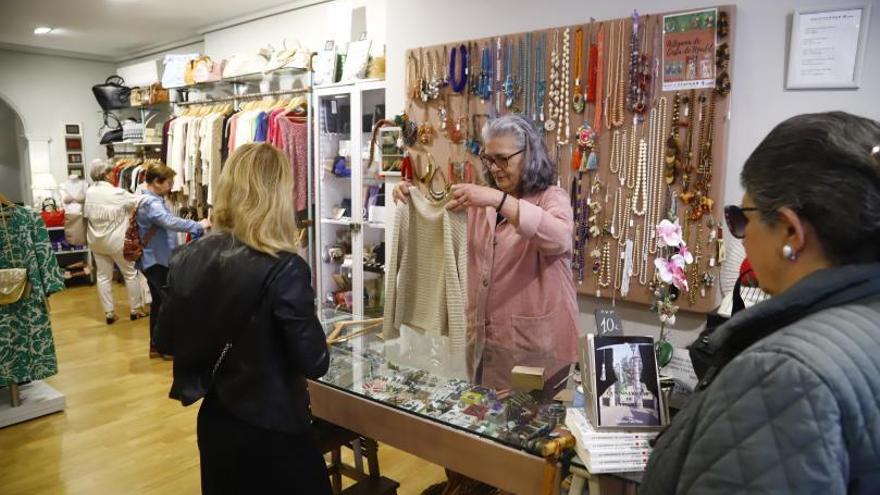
[98,112,123,145]
[92,76,131,110]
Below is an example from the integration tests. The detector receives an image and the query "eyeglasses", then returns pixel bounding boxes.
[724,205,760,239]
[479,149,524,171]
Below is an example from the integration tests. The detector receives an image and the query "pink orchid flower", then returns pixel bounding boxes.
[655,256,690,292]
[655,219,683,248]
[678,243,694,264]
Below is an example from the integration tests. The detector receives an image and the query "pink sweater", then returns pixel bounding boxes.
[466,185,580,389]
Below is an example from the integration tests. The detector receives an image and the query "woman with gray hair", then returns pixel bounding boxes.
[394,114,578,389]
[83,160,146,324]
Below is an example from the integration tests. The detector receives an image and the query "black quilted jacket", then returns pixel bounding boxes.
[642,263,880,494]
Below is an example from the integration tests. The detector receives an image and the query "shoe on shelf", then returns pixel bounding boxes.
[105,312,118,325]
[130,309,147,321]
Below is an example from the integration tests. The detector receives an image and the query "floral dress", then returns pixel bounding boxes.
[0,205,65,386]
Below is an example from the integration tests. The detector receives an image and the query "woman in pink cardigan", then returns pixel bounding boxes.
[394,114,579,390]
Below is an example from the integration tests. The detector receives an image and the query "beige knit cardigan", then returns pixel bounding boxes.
[382,188,468,350]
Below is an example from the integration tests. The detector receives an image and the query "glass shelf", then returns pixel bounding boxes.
[167,67,309,91]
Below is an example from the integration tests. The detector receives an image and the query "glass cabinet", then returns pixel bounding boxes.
[313,81,387,320]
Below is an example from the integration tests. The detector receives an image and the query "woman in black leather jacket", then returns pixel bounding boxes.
[157,143,331,494]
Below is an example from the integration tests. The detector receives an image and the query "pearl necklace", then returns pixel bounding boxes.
[597,241,611,288]
[632,138,648,216]
[618,129,629,186]
[546,30,560,132]
[610,187,621,239]
[626,121,638,189]
[648,96,668,255]
[559,28,571,145]
[609,129,622,174]
[618,197,632,248]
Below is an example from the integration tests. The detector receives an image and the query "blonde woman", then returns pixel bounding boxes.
[156,144,331,494]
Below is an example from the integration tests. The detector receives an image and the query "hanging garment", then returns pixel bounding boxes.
[383,188,467,350]
[276,117,309,213]
[0,204,65,386]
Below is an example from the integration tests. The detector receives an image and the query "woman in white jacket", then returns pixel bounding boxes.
[83,162,146,324]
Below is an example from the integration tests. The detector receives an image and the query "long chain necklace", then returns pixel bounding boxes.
[495,38,503,115]
[688,224,703,305]
[665,91,682,184]
[609,20,626,128]
[408,52,420,100]
[546,30,560,132]
[604,22,616,130]
[524,32,532,119]
[632,222,642,278]
[627,10,641,113]
[626,121,639,189]
[648,96,668,255]
[535,33,546,124]
[559,28,571,145]
[469,42,479,95]
[610,187,621,239]
[449,45,468,94]
[503,39,514,108]
[618,129,629,186]
[609,129,622,174]
[572,27,585,113]
[681,89,696,191]
[618,197,632,248]
[593,23,605,131]
[573,196,589,283]
[597,241,611,289]
[632,138,648,216]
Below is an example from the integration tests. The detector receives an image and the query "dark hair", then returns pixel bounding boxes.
[481,114,556,195]
[741,111,880,265]
[145,163,176,184]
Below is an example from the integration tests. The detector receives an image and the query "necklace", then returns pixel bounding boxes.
[608,20,627,128]
[524,32,532,118]
[573,196,589,283]
[618,197,632,248]
[408,52,420,100]
[688,224,703,305]
[610,187,621,239]
[597,241,611,289]
[638,222,649,286]
[572,27,585,113]
[609,129,622,174]
[469,42,480,95]
[593,23,605,131]
[535,33,546,124]
[628,11,640,113]
[627,121,638,189]
[681,90,696,191]
[665,91,682,184]
[648,96,668,255]
[441,46,450,88]
[558,28,571,144]
[618,129,629,186]
[427,50,441,100]
[632,138,648,215]
[449,45,468,93]
[503,39,514,108]
[632,222,642,278]
[546,30,560,132]
[517,37,526,112]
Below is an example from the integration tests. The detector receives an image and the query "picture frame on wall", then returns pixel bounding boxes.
[67,153,82,164]
[65,137,82,152]
[786,5,872,89]
[64,124,81,135]
[580,334,665,430]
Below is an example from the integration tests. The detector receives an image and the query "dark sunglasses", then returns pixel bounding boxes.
[724,205,760,239]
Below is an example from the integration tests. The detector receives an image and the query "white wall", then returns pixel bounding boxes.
[386,0,880,346]
[0,50,116,194]
[0,100,24,203]
[203,0,386,61]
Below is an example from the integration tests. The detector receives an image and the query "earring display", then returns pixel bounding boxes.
[403,5,734,313]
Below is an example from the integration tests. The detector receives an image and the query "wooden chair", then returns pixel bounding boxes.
[313,419,399,494]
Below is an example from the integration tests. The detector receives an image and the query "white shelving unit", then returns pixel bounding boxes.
[313,80,386,320]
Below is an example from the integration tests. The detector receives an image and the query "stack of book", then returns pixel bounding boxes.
[565,408,659,473]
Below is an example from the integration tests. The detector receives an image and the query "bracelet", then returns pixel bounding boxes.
[496,192,508,212]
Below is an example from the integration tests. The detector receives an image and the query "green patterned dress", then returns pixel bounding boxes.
[0,205,65,387]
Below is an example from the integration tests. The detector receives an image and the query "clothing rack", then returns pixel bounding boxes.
[175,87,312,107]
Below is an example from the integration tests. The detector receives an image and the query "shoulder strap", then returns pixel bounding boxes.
[136,198,159,245]
[211,251,296,377]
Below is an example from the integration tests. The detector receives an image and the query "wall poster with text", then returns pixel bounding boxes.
[662,8,718,91]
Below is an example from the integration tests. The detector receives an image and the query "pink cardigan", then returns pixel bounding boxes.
[466,185,580,389]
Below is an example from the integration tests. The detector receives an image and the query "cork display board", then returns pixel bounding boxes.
[401,6,735,314]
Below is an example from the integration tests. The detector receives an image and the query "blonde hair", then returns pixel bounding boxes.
[213,143,299,256]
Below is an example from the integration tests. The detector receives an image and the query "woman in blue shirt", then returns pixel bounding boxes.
[137,163,210,358]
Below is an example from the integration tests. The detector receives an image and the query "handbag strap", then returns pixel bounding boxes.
[211,251,296,377]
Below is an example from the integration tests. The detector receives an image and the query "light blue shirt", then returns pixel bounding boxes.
[136,190,202,270]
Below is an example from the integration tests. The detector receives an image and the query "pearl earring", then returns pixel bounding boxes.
[782,244,797,261]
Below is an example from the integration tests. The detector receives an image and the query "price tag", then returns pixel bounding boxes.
[594,309,624,337]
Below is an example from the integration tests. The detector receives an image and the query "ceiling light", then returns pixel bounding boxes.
[34,26,53,35]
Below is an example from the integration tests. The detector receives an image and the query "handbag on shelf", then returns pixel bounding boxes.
[122,118,144,142]
[190,56,224,83]
[40,198,65,228]
[0,206,31,306]
[162,53,200,89]
[92,76,131,110]
[149,82,169,104]
[129,86,150,107]
[98,112,123,145]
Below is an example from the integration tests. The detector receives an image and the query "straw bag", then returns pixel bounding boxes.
[0,207,31,306]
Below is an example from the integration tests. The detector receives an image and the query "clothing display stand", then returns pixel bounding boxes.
[0,381,66,428]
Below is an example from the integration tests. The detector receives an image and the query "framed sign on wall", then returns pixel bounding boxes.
[786,5,872,89]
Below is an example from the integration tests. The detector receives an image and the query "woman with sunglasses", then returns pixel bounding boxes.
[642,112,880,494]
[394,114,578,390]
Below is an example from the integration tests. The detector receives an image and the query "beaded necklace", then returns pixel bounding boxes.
[517,37,525,112]
[572,27,585,113]
[524,32,532,119]
[449,45,468,94]
[608,20,627,128]
[632,138,648,216]
[618,129,629,186]
[610,187,621,239]
[597,241,611,289]
[626,121,638,189]
[559,28,571,144]
[546,30,560,132]
[628,11,641,113]
[503,39,514,108]
[495,38,503,115]
[535,33,546,124]
[609,129,622,174]
[648,96,668,255]
[593,23,605,131]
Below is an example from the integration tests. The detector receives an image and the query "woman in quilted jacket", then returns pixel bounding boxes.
[642,111,880,494]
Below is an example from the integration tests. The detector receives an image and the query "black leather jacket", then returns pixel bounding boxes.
[157,233,329,434]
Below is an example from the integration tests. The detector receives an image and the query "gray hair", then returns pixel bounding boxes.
[89,161,113,182]
[481,114,556,195]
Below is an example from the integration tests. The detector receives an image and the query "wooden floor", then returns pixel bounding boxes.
[0,283,445,494]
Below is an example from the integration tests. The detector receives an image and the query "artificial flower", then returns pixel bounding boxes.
[656,257,689,292]
[655,219,683,248]
[678,243,694,264]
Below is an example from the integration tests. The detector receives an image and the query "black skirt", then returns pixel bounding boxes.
[197,391,332,494]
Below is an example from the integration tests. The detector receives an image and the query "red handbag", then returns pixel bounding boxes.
[40,198,65,228]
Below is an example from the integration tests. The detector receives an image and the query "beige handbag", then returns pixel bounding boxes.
[0,208,31,306]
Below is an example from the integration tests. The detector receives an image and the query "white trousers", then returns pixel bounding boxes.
[94,251,144,314]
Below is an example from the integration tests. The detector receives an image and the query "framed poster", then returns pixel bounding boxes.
[662,8,718,91]
[65,137,83,152]
[786,5,871,89]
[67,153,82,164]
[581,335,664,429]
[64,124,81,135]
